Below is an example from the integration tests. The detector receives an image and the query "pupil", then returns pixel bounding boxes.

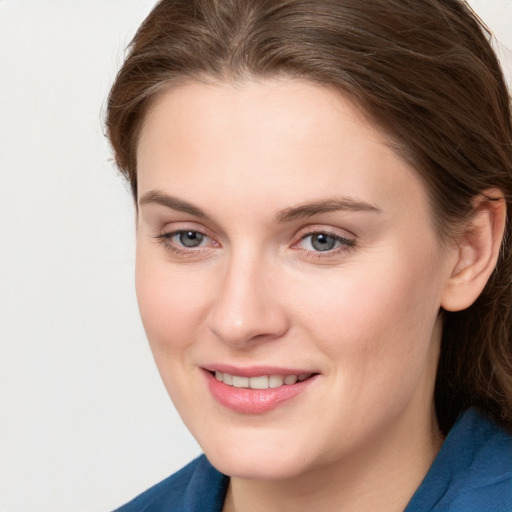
[312,234,336,251]
[179,231,204,247]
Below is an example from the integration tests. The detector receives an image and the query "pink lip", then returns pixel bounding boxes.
[203,368,319,414]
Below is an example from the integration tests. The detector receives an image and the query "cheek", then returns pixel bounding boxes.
[290,253,442,386]
[135,251,209,356]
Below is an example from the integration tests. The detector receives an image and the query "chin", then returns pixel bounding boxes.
[195,426,317,480]
[208,448,309,480]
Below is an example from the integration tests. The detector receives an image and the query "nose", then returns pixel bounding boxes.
[206,251,290,347]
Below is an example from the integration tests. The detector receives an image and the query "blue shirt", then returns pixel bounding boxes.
[114,409,512,511]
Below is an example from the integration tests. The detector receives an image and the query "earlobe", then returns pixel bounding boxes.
[441,190,506,312]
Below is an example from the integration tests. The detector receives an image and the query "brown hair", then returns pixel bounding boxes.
[106,0,512,432]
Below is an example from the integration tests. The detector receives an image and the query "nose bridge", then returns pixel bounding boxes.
[206,245,288,346]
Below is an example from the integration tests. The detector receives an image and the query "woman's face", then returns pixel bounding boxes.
[135,79,456,480]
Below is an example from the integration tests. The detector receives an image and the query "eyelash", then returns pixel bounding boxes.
[154,228,356,259]
[155,230,216,257]
[293,230,356,258]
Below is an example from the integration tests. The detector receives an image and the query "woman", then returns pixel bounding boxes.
[107,0,512,510]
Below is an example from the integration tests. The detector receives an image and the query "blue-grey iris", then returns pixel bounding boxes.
[311,233,337,251]
[179,231,204,247]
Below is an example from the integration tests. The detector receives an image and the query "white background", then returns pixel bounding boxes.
[0,1,510,511]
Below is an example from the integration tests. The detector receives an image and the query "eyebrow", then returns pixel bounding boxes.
[275,198,381,223]
[139,190,207,218]
[139,190,381,222]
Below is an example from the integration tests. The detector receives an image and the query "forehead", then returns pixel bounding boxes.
[138,78,385,156]
[136,79,432,228]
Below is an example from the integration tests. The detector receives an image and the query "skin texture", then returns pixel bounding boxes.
[134,79,503,512]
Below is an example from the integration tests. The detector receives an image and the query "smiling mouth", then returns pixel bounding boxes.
[205,369,319,413]
[211,371,315,390]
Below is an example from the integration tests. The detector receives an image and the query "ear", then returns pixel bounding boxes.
[441,189,506,312]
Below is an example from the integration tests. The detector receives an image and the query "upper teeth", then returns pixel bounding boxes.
[214,372,312,389]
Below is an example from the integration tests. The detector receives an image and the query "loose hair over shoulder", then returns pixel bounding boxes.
[106,0,512,432]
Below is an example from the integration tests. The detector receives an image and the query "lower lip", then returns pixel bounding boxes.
[205,371,318,414]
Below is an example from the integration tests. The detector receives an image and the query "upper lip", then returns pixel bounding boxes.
[202,364,318,377]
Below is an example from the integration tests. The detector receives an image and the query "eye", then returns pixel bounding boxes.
[173,230,207,248]
[295,230,355,255]
[155,228,216,256]
[305,233,339,252]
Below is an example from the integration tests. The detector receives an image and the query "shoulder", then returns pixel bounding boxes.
[113,454,229,512]
[406,408,512,512]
